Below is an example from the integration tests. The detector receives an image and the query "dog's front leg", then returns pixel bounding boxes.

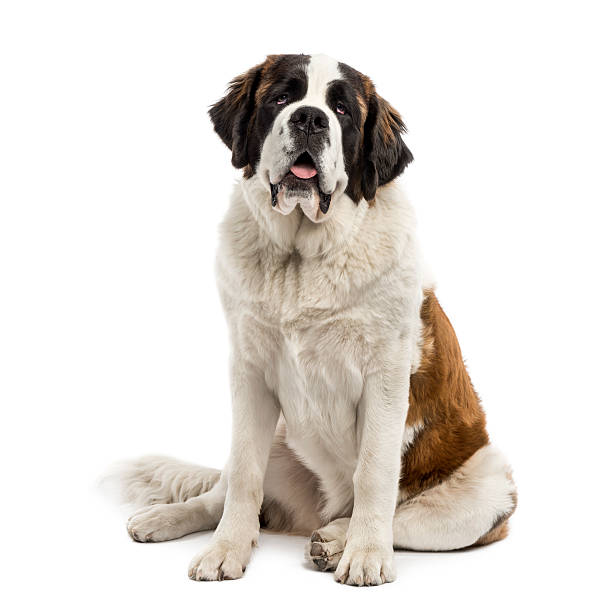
[188,358,279,581]
[335,355,410,586]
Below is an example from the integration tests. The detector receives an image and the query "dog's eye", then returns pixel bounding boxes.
[336,102,347,115]
[276,94,289,105]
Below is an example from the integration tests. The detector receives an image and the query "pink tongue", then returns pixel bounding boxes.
[290,163,317,179]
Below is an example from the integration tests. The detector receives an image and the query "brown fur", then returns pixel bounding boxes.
[400,290,490,499]
[475,520,510,546]
[376,97,406,146]
[474,480,518,546]
[254,54,282,104]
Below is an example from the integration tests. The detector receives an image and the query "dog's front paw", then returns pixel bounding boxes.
[188,539,251,581]
[334,542,395,586]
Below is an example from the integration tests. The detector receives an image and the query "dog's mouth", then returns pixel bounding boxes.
[270,152,332,220]
[289,151,318,180]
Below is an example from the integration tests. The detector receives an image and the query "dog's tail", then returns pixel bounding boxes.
[102,455,222,509]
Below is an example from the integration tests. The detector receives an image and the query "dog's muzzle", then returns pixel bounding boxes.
[270,151,332,221]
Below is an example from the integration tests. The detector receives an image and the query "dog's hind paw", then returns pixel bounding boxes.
[127,503,190,543]
[306,517,350,572]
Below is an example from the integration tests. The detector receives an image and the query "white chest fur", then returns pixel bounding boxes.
[216,179,424,511]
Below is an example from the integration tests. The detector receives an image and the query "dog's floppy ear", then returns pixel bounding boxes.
[362,93,413,201]
[209,64,263,169]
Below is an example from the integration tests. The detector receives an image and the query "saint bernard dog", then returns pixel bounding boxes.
[116,54,517,586]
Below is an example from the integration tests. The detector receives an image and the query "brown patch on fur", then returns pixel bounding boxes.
[355,81,370,132]
[356,95,368,124]
[377,99,406,146]
[474,478,518,546]
[357,74,375,119]
[254,55,283,104]
[401,291,490,498]
[475,519,510,546]
[416,307,436,375]
[231,67,261,110]
[357,75,406,146]
[357,75,406,147]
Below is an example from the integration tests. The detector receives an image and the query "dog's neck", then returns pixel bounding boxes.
[218,177,423,309]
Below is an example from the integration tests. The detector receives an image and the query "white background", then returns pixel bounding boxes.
[1,1,597,610]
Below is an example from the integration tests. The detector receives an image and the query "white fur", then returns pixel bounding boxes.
[103,455,220,508]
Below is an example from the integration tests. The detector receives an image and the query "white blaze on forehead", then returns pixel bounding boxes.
[305,54,342,102]
[299,54,346,196]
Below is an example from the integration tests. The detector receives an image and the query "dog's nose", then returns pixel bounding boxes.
[290,106,329,135]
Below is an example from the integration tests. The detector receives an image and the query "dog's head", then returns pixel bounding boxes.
[210,54,413,223]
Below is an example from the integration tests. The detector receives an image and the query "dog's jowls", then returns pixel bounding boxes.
[113,54,516,586]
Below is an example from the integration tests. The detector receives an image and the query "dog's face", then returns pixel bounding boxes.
[210,54,413,223]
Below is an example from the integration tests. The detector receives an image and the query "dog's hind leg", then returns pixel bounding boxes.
[104,455,225,543]
[307,444,517,570]
[123,424,322,543]
[392,444,517,551]
[127,478,227,543]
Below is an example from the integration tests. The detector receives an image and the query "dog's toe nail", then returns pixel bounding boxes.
[314,558,328,570]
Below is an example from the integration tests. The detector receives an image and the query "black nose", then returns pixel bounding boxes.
[290,106,329,135]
